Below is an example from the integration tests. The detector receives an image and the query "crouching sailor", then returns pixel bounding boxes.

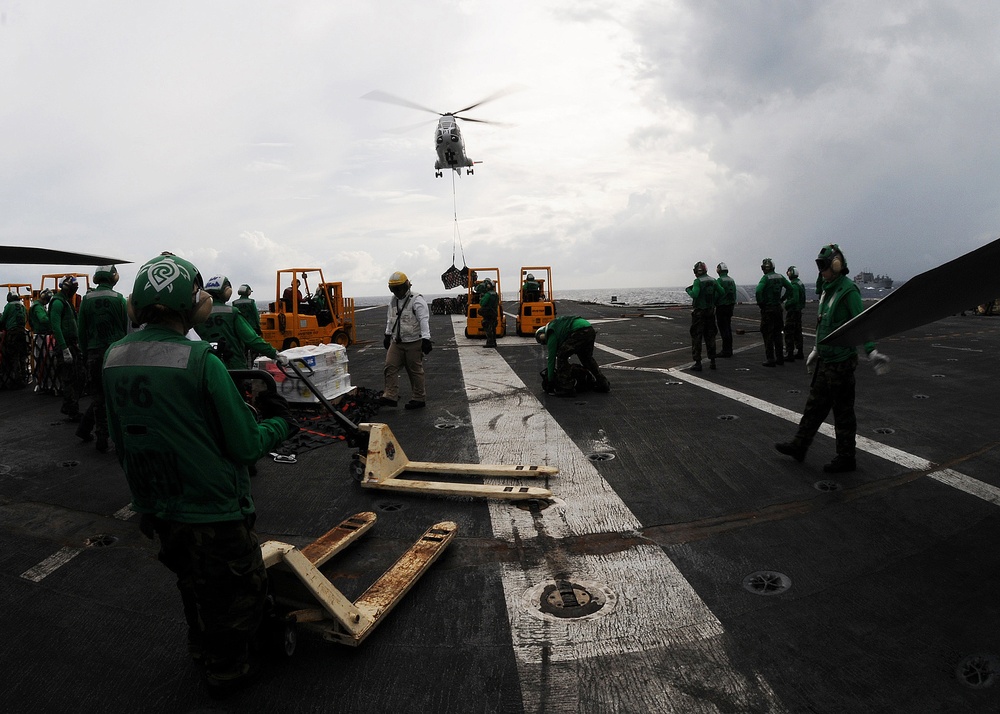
[535,315,611,397]
[104,253,299,697]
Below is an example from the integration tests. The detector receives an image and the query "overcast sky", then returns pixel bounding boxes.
[2,1,998,298]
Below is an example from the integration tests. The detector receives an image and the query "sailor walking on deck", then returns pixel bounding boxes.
[104,253,299,697]
[775,244,890,473]
[756,258,792,367]
[380,271,432,410]
[685,262,718,371]
[232,284,262,335]
[714,262,737,358]
[194,275,281,370]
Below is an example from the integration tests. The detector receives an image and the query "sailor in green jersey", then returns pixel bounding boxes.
[232,284,261,335]
[755,257,792,367]
[50,275,85,419]
[27,289,55,393]
[521,273,541,303]
[104,253,298,695]
[1,292,29,388]
[684,261,718,372]
[535,315,610,396]
[75,265,129,451]
[477,278,499,348]
[714,262,737,358]
[783,265,806,362]
[775,244,890,474]
[195,275,283,370]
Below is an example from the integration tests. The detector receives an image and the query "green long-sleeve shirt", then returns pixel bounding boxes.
[49,292,79,351]
[194,300,278,369]
[815,274,875,362]
[104,326,293,522]
[784,278,806,312]
[685,274,718,309]
[78,285,128,354]
[756,271,791,308]
[543,315,591,381]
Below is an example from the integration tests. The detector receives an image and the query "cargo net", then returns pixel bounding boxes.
[271,386,383,457]
[441,265,476,291]
[431,294,468,315]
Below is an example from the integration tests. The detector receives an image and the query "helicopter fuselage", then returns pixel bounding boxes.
[434,115,474,176]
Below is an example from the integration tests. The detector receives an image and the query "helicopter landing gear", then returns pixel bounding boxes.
[466,168,474,175]
[435,170,442,178]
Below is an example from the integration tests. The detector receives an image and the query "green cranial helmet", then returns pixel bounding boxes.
[94,265,119,285]
[815,244,849,276]
[786,265,798,279]
[237,283,252,297]
[130,254,204,317]
[761,258,774,273]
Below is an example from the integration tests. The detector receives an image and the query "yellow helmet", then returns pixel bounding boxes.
[388,271,408,287]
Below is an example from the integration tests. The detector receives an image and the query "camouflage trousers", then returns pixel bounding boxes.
[555,326,610,392]
[482,313,497,347]
[784,309,803,356]
[793,354,858,458]
[689,307,717,362]
[151,516,267,677]
[759,306,785,362]
[715,304,734,355]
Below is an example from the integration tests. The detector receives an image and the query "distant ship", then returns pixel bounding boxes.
[854,270,893,289]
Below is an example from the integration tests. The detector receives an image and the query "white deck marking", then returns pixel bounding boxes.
[618,365,1000,506]
[113,505,136,521]
[21,547,84,583]
[452,317,784,712]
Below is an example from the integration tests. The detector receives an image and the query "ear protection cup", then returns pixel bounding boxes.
[222,285,233,302]
[831,255,843,274]
[190,289,213,325]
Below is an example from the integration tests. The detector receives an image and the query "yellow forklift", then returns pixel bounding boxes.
[260,268,356,350]
[464,267,506,339]
[514,266,556,336]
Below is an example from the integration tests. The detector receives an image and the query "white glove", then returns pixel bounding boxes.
[805,349,818,375]
[62,348,73,364]
[868,349,890,375]
[275,354,290,367]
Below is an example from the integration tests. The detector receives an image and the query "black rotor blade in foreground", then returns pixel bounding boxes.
[451,85,524,115]
[0,246,132,265]
[822,236,1000,347]
[361,90,442,116]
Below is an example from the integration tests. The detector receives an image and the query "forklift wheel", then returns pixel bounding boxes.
[332,330,350,347]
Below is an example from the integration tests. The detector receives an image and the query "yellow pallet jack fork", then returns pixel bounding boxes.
[261,511,457,648]
[279,359,558,500]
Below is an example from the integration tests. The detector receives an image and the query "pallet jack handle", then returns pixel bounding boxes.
[280,358,368,449]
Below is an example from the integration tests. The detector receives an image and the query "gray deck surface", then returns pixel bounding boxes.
[2,299,999,713]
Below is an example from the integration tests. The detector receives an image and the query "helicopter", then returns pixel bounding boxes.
[362,88,519,177]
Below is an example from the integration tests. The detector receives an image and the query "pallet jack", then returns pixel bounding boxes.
[281,358,559,501]
[260,511,456,654]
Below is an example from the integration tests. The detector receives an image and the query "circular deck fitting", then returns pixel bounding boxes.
[874,427,895,435]
[59,460,79,469]
[587,452,616,462]
[513,498,554,512]
[85,534,118,548]
[717,414,739,421]
[787,389,801,395]
[742,571,792,596]
[522,578,617,622]
[573,400,588,406]
[434,423,461,430]
[735,367,751,372]
[0,464,11,475]
[947,358,958,361]
[375,501,406,512]
[956,653,1000,689]
[814,480,842,492]
[664,381,684,386]
[913,394,930,400]
[931,374,946,378]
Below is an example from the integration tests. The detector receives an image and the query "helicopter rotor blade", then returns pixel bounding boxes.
[450,84,525,115]
[455,116,515,128]
[361,90,442,116]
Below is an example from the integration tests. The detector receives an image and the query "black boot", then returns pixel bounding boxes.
[75,408,95,442]
[823,455,856,473]
[775,441,807,462]
[691,360,703,372]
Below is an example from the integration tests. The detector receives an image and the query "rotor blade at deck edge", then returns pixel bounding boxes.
[0,246,132,265]
[822,236,1000,347]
